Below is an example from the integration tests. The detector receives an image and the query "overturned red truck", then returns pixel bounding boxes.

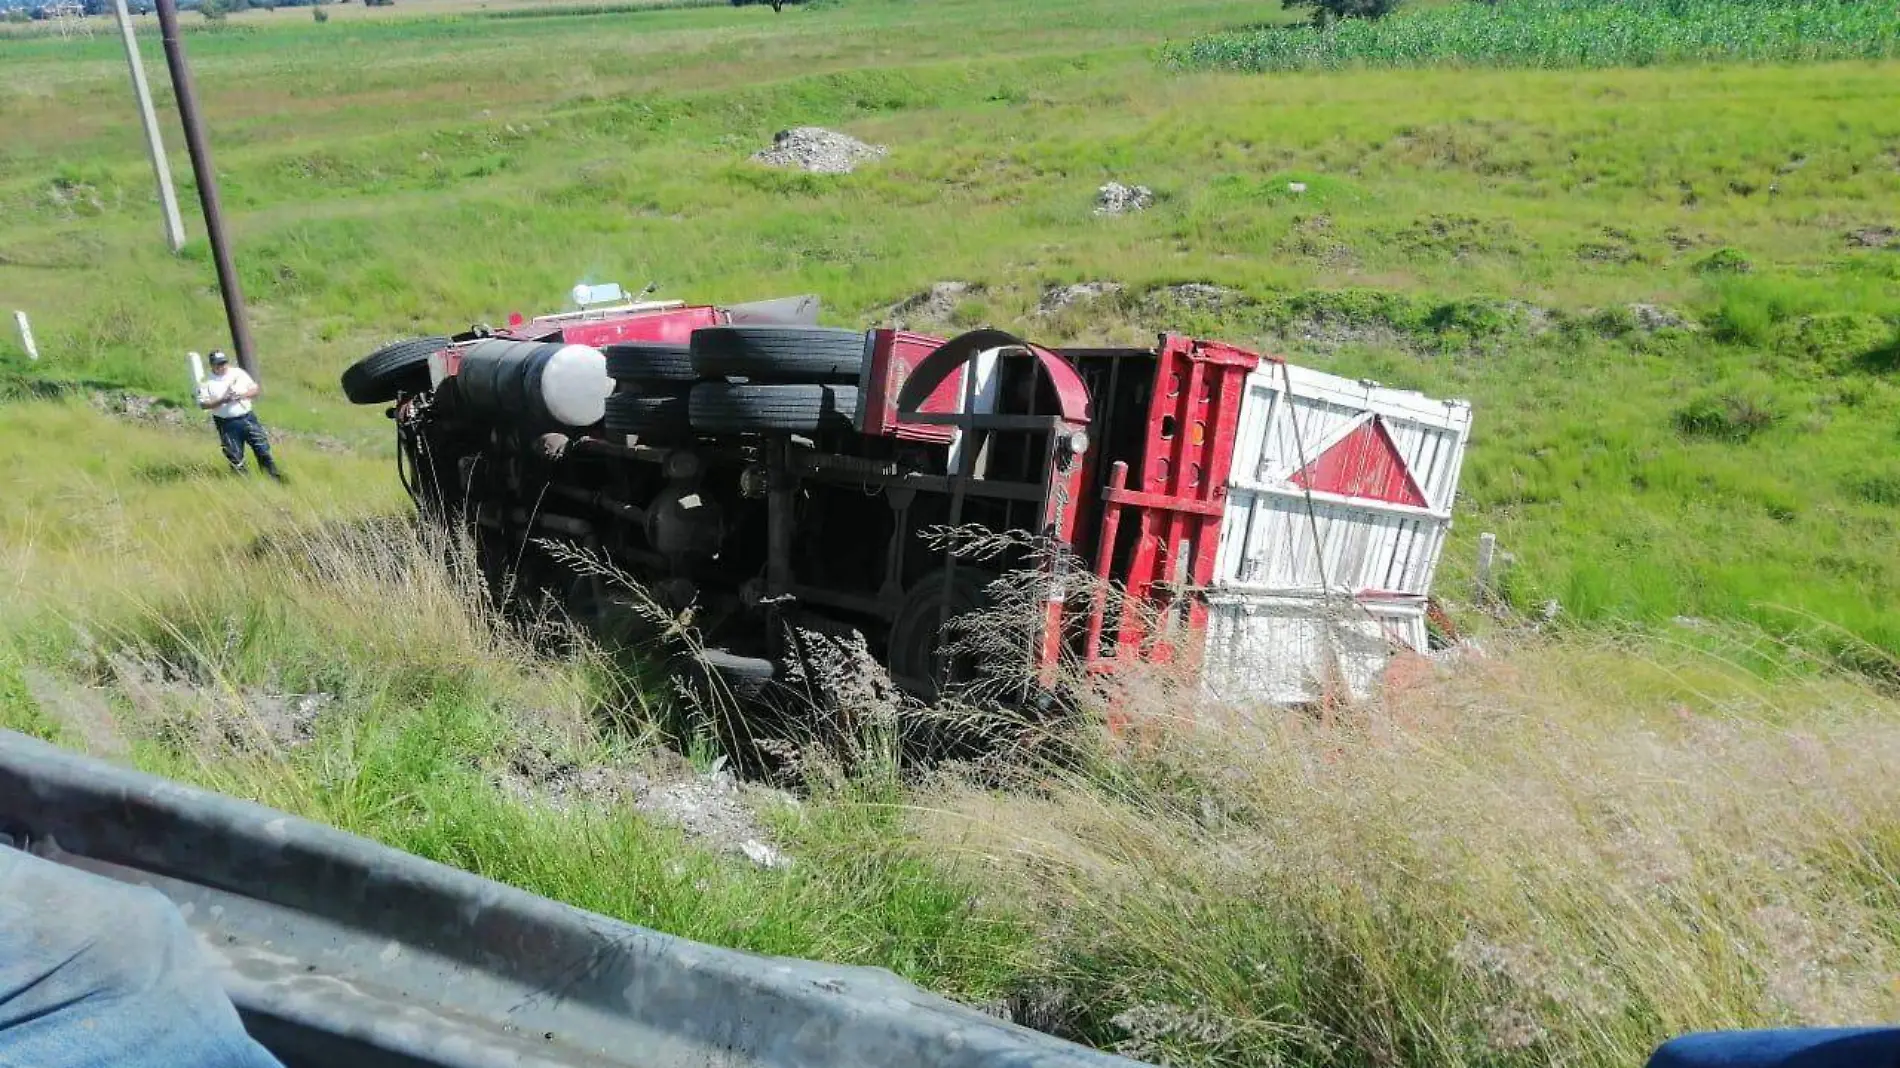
[341,288,1472,707]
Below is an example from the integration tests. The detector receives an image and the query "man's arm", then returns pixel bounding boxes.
[199,374,259,408]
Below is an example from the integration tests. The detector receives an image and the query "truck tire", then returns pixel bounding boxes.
[603,343,697,385]
[689,383,858,435]
[604,388,691,437]
[672,647,778,713]
[887,569,994,698]
[689,326,866,383]
[341,336,450,404]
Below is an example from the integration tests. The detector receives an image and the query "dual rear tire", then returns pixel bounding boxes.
[603,326,868,437]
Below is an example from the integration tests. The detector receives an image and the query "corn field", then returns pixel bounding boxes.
[1165,0,1900,73]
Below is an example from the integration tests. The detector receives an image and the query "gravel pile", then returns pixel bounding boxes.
[636,769,792,870]
[83,388,351,452]
[1037,281,1124,316]
[751,127,887,175]
[499,742,795,869]
[1846,225,1896,249]
[1627,303,1699,333]
[1095,182,1154,215]
[1154,283,1239,311]
[886,281,977,329]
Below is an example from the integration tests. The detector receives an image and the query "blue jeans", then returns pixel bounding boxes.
[215,412,278,477]
[1650,1028,1900,1068]
[0,846,284,1068]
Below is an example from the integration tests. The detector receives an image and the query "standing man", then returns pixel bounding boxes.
[197,350,282,481]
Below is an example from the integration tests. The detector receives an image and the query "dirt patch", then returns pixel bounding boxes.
[884,281,980,330]
[1627,303,1699,333]
[1094,182,1154,216]
[637,769,792,869]
[1575,227,1643,265]
[497,740,650,812]
[499,741,796,869]
[21,667,130,760]
[1504,301,1559,336]
[1846,226,1897,249]
[1037,282,1124,316]
[1163,283,1239,310]
[1275,313,1406,355]
[84,389,351,453]
[751,127,887,175]
[1142,283,1245,315]
[1663,227,1710,252]
[93,390,191,428]
[105,653,333,754]
[1277,214,1354,265]
[1388,214,1525,260]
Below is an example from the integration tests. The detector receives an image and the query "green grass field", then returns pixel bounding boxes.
[4,0,1898,655]
[3,0,1900,1063]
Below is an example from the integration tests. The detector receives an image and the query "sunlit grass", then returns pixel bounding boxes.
[3,5,1900,1060]
[3,0,1897,657]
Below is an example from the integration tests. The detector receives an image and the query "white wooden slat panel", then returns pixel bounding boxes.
[1203,360,1471,704]
[1203,599,1429,705]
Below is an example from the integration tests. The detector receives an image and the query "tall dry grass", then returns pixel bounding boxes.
[0,404,628,763]
[10,407,1900,1066]
[914,633,1900,1066]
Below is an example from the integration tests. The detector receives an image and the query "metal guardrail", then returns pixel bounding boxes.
[0,730,1145,1068]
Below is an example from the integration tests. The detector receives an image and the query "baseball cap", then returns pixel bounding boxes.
[209,351,229,365]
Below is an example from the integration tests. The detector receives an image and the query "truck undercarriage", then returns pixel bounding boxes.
[345,290,1473,725]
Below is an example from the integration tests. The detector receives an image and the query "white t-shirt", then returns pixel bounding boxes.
[201,367,257,419]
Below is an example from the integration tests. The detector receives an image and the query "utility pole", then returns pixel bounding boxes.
[152,0,257,378]
[112,0,187,254]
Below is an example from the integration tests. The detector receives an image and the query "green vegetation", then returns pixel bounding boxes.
[1169,0,1900,73]
[0,402,1035,1004]
[1283,0,1402,30]
[4,402,1898,1067]
[2,3,1896,656]
[3,0,1900,1062]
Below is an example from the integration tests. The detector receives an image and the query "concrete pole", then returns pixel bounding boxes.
[153,0,257,378]
[113,0,186,254]
[1475,531,1497,605]
[14,312,39,361]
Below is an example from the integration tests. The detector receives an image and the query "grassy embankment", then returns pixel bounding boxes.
[4,397,1898,1067]
[3,0,1900,1064]
[5,0,1898,654]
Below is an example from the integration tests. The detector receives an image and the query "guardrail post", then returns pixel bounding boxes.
[14,312,38,361]
[1475,531,1497,605]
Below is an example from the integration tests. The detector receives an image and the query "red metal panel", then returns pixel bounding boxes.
[1082,461,1129,665]
[437,307,724,379]
[1096,335,1262,674]
[1101,486,1224,516]
[859,329,961,445]
[1289,417,1428,507]
[891,330,1092,426]
[543,306,724,348]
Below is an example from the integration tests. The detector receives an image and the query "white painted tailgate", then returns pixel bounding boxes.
[1205,363,1472,704]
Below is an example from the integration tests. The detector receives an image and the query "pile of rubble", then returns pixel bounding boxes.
[1094,182,1154,215]
[751,127,888,175]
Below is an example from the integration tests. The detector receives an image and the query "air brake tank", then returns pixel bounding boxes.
[455,339,610,430]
